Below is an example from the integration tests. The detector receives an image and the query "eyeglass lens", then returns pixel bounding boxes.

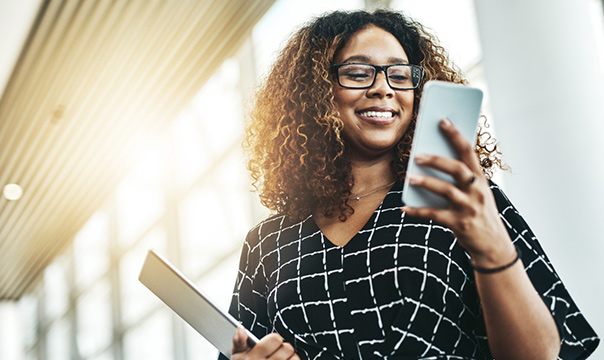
[337,64,421,90]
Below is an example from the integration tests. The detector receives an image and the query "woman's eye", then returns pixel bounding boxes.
[345,73,370,81]
[389,75,410,83]
[339,65,373,82]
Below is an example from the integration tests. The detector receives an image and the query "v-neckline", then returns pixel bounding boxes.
[311,182,400,248]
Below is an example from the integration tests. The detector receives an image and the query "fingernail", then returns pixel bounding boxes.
[415,154,428,163]
[440,118,452,128]
[407,173,419,184]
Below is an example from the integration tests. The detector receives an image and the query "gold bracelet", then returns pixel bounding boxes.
[472,246,521,274]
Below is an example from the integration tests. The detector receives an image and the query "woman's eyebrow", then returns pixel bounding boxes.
[341,55,371,63]
[340,55,409,64]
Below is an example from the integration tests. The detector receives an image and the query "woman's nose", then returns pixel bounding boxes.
[367,71,394,98]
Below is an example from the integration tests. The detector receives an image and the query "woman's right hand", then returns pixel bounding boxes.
[231,327,300,360]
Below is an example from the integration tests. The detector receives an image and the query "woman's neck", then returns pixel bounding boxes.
[349,153,396,195]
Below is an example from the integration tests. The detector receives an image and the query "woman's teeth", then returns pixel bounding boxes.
[359,111,394,118]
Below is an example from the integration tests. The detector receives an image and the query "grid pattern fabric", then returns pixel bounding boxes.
[220,182,599,360]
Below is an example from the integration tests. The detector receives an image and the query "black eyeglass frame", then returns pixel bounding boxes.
[332,62,424,90]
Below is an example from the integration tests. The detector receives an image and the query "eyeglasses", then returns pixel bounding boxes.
[333,63,424,90]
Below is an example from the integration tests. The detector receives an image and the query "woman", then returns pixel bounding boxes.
[223,9,599,360]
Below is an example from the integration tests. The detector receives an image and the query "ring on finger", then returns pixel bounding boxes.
[464,174,476,187]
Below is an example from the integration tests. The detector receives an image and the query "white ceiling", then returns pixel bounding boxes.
[0,0,275,300]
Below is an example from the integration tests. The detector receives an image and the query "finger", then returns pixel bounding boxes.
[439,118,482,173]
[401,203,455,226]
[268,342,296,359]
[232,327,250,354]
[407,173,469,207]
[414,153,477,188]
[249,333,285,358]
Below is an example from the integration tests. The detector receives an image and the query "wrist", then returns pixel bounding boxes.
[472,245,521,274]
[468,240,518,271]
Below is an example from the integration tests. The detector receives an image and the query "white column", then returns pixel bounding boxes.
[473,0,604,347]
[0,302,23,360]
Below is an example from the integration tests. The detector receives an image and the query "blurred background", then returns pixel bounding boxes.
[0,0,602,359]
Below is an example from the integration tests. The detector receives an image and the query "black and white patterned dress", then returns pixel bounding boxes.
[220,182,599,359]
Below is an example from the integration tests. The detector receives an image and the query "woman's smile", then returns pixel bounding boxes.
[356,106,398,125]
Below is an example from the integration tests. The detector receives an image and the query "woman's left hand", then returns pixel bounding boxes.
[401,118,515,268]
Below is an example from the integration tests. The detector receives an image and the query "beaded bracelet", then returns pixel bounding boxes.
[472,246,522,274]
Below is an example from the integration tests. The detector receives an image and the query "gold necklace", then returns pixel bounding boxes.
[348,181,396,201]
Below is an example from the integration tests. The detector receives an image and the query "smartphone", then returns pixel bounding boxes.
[139,249,258,357]
[402,80,483,209]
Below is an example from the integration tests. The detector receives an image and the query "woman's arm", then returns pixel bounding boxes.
[473,252,560,359]
[402,118,560,359]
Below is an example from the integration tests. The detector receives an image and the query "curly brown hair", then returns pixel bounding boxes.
[245,9,504,221]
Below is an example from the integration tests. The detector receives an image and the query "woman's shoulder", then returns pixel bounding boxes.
[487,180,516,213]
[486,179,506,198]
[244,213,310,247]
